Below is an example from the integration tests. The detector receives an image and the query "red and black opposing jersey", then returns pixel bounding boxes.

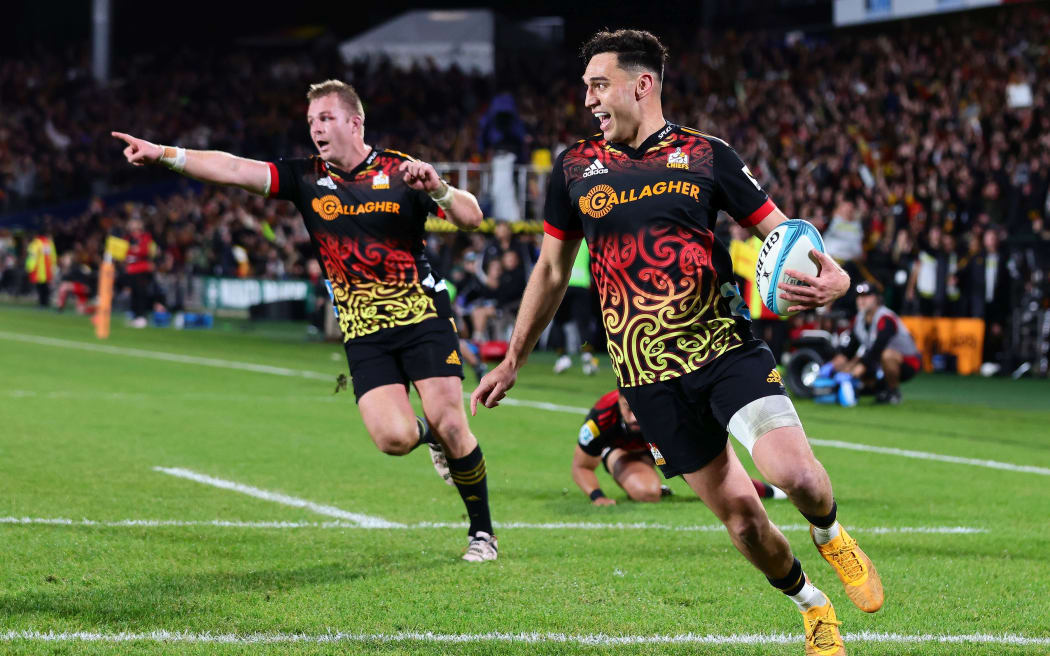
[577,390,649,457]
[268,149,443,341]
[544,123,774,387]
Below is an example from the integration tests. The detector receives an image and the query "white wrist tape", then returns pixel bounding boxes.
[159,146,187,173]
[429,183,455,210]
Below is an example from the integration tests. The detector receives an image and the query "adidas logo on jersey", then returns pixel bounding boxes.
[582,158,608,178]
[317,176,337,190]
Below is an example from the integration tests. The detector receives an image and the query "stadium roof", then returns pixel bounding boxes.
[338,10,496,74]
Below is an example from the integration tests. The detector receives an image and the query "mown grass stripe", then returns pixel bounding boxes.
[0,517,986,534]
[1,630,1047,646]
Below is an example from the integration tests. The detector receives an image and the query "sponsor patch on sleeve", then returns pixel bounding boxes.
[578,419,600,446]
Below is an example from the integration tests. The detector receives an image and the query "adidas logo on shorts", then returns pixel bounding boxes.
[582,158,608,178]
[446,350,461,365]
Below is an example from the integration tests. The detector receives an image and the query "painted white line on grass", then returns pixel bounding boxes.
[0,331,333,382]
[1,516,985,534]
[152,467,403,528]
[808,438,1050,476]
[5,330,1044,477]
[3,389,341,404]
[2,630,1048,647]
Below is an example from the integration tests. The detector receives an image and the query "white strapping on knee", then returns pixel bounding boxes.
[728,395,802,454]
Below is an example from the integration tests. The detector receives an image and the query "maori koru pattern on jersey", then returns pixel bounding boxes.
[314,232,436,340]
[591,225,742,386]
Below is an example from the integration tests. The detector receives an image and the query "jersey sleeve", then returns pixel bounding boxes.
[543,150,583,241]
[413,188,447,220]
[266,158,306,202]
[710,138,776,228]
[577,408,611,457]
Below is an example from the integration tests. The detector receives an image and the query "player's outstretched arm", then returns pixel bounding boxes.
[572,446,615,506]
[398,159,483,230]
[111,132,273,196]
[470,233,581,414]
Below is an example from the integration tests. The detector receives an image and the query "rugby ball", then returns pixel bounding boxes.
[755,219,826,316]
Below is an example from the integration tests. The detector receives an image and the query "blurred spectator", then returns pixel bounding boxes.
[961,228,1012,364]
[823,200,863,263]
[122,217,158,327]
[479,94,528,221]
[24,227,58,307]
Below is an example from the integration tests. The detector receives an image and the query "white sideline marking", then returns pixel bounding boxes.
[808,438,1050,476]
[4,330,1046,476]
[0,332,332,381]
[153,467,403,528]
[3,389,340,403]
[0,516,986,534]
[2,630,1048,646]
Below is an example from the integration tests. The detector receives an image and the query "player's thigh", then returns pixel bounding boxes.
[750,424,826,494]
[881,348,903,367]
[609,451,661,502]
[681,444,766,524]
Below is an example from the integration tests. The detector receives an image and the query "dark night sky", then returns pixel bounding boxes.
[3,0,833,55]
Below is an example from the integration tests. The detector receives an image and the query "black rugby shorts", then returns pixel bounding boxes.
[343,289,464,401]
[619,342,787,477]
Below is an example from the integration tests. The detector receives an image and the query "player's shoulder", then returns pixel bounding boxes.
[593,390,621,414]
[559,133,605,160]
[377,148,418,163]
[673,124,734,149]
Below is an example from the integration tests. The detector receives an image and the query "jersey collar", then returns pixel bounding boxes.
[608,122,676,159]
[324,147,380,181]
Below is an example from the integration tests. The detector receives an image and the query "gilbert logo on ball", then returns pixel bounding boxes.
[755,219,825,316]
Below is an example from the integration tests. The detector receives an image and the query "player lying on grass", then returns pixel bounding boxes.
[472,29,880,656]
[574,390,786,505]
[113,79,498,562]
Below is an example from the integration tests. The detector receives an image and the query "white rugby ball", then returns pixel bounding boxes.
[755,219,826,316]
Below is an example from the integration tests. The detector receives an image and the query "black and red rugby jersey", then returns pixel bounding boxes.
[577,390,649,457]
[544,122,774,387]
[268,149,444,341]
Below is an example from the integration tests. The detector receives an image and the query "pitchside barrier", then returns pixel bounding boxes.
[900,316,985,375]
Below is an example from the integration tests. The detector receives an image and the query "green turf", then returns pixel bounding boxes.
[2,306,1049,655]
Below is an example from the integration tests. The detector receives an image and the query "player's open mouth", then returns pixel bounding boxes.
[317,140,330,150]
[593,112,611,131]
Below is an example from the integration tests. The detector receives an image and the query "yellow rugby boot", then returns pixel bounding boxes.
[801,600,846,656]
[811,525,883,613]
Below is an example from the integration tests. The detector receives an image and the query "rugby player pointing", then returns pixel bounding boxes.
[114,80,498,562]
[473,31,880,653]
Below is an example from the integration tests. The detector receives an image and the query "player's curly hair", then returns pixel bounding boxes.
[580,29,669,82]
[306,79,365,118]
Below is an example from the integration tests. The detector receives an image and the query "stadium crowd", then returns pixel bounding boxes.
[2,3,1049,364]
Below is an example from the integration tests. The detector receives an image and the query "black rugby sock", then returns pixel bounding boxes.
[801,500,837,529]
[448,445,493,536]
[412,416,438,451]
[768,557,806,596]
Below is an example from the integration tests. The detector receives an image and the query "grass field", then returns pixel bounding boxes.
[2,306,1049,655]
